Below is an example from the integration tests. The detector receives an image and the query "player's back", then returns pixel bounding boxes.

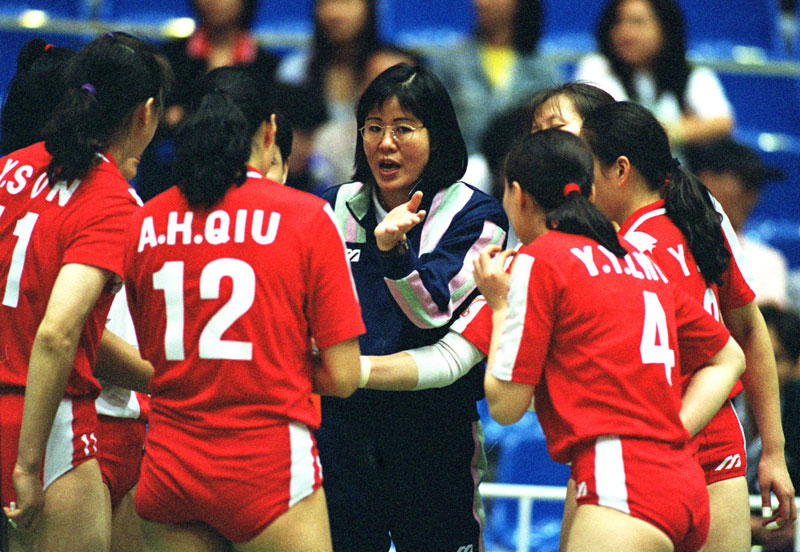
[0,142,136,396]
[124,174,355,431]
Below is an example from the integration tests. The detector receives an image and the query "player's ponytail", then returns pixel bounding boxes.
[1,38,75,155]
[43,32,171,183]
[581,102,730,285]
[663,164,730,286]
[505,129,627,256]
[172,66,274,209]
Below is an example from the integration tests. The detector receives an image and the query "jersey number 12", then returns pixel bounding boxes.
[153,258,255,361]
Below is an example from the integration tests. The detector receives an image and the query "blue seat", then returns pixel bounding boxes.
[251,0,312,36]
[378,0,473,48]
[721,72,800,138]
[0,0,89,19]
[485,412,569,552]
[99,0,192,26]
[539,0,604,54]
[681,0,784,59]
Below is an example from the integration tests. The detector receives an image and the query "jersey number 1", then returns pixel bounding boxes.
[1,208,39,308]
[153,258,255,361]
[640,290,676,385]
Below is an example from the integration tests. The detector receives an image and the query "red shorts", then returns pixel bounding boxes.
[690,400,747,485]
[135,420,322,543]
[1,393,98,504]
[571,435,709,552]
[96,415,146,507]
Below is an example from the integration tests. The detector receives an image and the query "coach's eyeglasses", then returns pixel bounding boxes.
[359,123,425,144]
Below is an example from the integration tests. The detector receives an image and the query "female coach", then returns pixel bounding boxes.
[319,62,508,551]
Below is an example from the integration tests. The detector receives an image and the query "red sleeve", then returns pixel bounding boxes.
[492,253,558,386]
[305,204,366,349]
[673,283,731,374]
[63,183,138,277]
[452,296,491,356]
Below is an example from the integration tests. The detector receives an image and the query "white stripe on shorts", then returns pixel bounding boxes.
[43,398,84,491]
[288,422,316,508]
[594,435,630,514]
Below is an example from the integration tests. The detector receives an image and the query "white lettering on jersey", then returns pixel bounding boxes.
[0,158,20,185]
[6,165,33,194]
[138,216,158,252]
[251,210,280,245]
[666,244,691,277]
[576,481,588,499]
[597,245,624,274]
[205,211,231,245]
[45,178,81,207]
[167,211,194,245]
[570,245,599,276]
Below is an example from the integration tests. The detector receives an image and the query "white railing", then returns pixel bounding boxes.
[480,483,800,552]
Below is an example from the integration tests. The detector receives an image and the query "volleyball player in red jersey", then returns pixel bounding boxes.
[123,66,364,552]
[581,101,795,552]
[0,32,169,551]
[476,129,745,552]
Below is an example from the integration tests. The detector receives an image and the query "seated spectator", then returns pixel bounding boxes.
[277,0,380,124]
[687,138,789,307]
[575,0,734,153]
[739,304,800,551]
[430,0,562,155]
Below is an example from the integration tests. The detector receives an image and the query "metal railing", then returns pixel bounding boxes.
[480,483,800,552]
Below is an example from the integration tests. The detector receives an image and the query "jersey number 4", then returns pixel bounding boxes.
[640,290,676,385]
[153,259,255,361]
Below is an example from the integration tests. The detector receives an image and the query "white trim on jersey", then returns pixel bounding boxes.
[594,435,630,514]
[622,208,664,253]
[492,253,535,382]
[288,422,317,508]
[709,193,756,289]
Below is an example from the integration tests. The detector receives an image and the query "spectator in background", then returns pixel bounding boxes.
[277,0,380,124]
[687,138,790,308]
[740,304,800,551]
[274,82,337,195]
[575,0,734,154]
[430,0,562,156]
[136,0,278,201]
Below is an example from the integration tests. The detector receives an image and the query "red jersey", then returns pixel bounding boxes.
[0,142,139,398]
[491,231,731,464]
[619,199,754,396]
[123,170,365,431]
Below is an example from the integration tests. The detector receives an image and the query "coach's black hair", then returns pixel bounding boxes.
[353,63,467,193]
[527,82,616,131]
[42,32,171,183]
[274,110,293,160]
[581,102,730,285]
[505,129,627,256]
[172,66,274,208]
[1,39,75,155]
